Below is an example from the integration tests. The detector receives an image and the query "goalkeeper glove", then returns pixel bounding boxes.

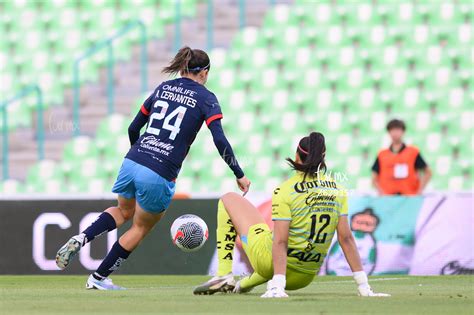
[353,271,391,297]
[261,275,288,298]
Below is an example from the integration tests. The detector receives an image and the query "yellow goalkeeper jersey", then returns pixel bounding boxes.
[272,171,348,275]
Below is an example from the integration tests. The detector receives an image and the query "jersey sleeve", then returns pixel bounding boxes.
[371,156,380,173]
[339,189,349,217]
[140,90,156,116]
[272,186,292,221]
[203,93,223,126]
[414,153,428,170]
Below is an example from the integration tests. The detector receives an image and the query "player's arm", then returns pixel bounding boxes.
[261,187,290,298]
[270,220,290,283]
[337,216,363,271]
[417,167,432,194]
[207,119,243,178]
[128,94,154,145]
[207,119,250,194]
[337,215,390,297]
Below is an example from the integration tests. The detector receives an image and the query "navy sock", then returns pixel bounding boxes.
[82,212,116,245]
[95,241,131,279]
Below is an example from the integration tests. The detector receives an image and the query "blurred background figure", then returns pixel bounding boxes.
[371,119,432,195]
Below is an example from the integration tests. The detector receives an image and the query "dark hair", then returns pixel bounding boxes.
[162,46,210,75]
[386,119,406,131]
[286,132,327,180]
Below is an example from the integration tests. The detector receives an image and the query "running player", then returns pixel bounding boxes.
[55,47,251,290]
[194,132,390,298]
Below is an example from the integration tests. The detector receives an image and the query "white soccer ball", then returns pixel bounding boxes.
[170,214,209,252]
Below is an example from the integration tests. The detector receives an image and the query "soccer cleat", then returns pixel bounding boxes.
[86,274,125,290]
[193,273,236,295]
[55,234,85,270]
[233,280,254,294]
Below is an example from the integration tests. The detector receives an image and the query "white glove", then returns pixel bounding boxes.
[357,283,391,297]
[353,271,391,297]
[261,275,288,298]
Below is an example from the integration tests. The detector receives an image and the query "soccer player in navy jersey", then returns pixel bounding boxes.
[55,47,251,290]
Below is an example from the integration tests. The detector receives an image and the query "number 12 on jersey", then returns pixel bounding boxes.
[304,214,331,252]
[146,100,187,140]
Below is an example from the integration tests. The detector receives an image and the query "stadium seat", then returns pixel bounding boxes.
[4,1,473,193]
[25,160,63,190]
[0,179,23,194]
[95,114,129,151]
[62,136,98,160]
[2,0,199,131]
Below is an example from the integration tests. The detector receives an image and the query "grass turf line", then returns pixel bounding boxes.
[0,275,472,315]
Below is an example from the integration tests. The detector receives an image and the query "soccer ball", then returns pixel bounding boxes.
[170,214,209,252]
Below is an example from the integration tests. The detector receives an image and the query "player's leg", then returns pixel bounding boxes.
[56,159,138,270]
[86,163,174,290]
[118,204,165,251]
[83,196,136,244]
[194,192,267,295]
[86,203,164,290]
[104,195,136,227]
[220,192,266,236]
[234,272,268,293]
[285,269,315,291]
[217,191,268,273]
[193,198,239,294]
[55,195,135,270]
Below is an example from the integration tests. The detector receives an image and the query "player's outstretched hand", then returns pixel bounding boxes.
[236,176,251,196]
[261,275,288,298]
[358,284,391,297]
[261,287,288,298]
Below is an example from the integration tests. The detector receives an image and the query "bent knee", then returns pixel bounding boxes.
[221,192,241,203]
[118,203,135,221]
[121,209,135,221]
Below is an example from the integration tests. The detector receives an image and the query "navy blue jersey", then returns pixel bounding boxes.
[125,78,223,181]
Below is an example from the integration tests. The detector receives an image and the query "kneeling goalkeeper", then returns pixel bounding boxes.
[194,132,390,298]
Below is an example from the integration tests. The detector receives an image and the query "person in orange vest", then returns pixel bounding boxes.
[371,119,432,195]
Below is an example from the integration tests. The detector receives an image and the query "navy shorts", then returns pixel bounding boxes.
[112,158,175,214]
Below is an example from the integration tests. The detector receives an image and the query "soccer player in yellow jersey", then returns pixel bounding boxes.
[194,132,390,298]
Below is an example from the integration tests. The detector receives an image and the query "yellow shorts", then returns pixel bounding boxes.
[241,223,315,290]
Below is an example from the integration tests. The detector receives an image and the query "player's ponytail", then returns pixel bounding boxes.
[286,132,327,180]
[162,46,210,75]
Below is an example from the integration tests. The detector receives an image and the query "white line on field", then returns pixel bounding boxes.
[369,277,405,282]
[310,277,405,285]
[127,278,406,290]
[129,285,196,290]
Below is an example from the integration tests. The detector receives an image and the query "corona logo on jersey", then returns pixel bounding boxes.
[326,208,379,275]
[293,178,337,193]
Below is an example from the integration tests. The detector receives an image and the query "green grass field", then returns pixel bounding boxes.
[0,275,472,315]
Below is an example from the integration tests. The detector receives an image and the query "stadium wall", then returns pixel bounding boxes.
[0,194,472,275]
[0,198,219,275]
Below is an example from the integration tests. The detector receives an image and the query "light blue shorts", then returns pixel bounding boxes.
[112,158,175,214]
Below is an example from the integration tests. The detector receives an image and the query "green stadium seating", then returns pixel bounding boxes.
[95,114,129,151]
[0,179,23,194]
[1,1,472,194]
[23,159,66,193]
[1,0,199,131]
